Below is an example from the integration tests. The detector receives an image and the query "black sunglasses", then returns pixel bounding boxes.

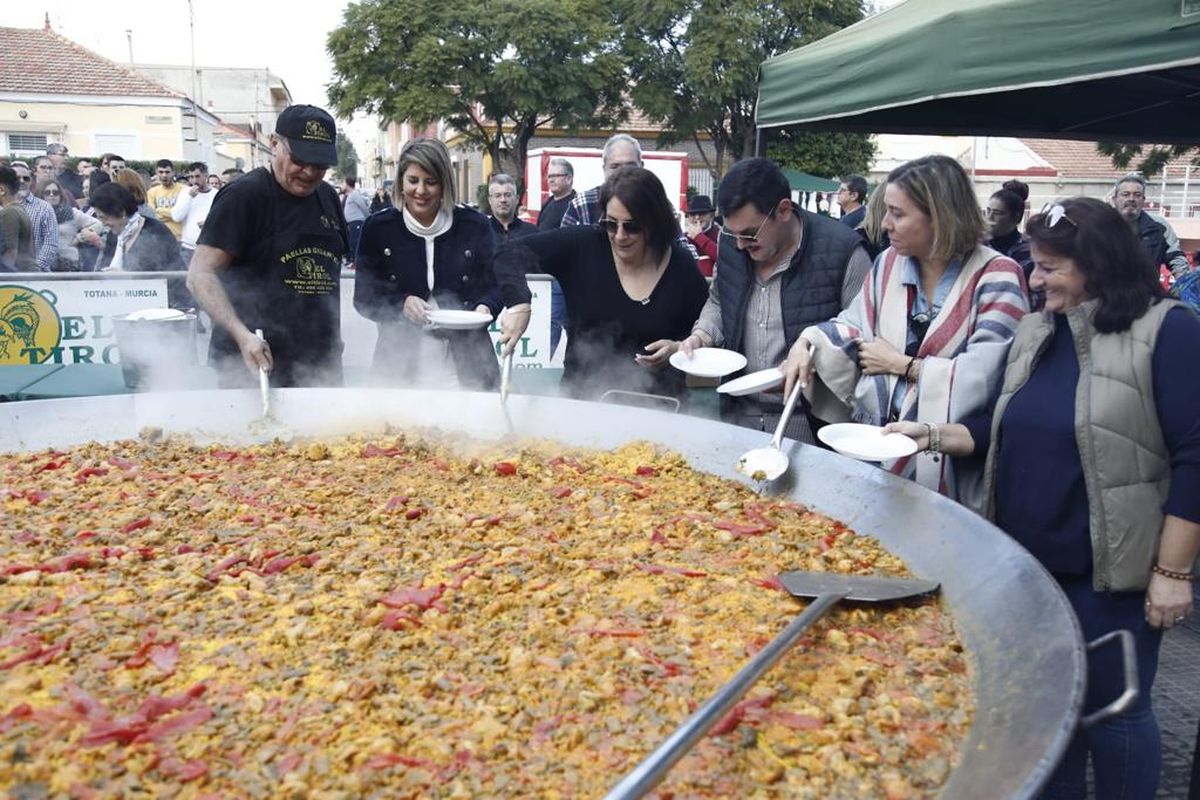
[600,217,643,236]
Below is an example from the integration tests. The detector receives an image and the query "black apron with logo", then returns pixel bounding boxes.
[211,178,346,388]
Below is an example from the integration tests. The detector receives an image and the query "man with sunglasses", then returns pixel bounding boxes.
[535,158,577,356]
[9,161,59,272]
[676,157,871,443]
[187,104,349,388]
[537,158,575,232]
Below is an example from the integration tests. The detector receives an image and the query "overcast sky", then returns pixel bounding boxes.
[10,0,906,162]
[9,1,350,106]
[13,0,906,107]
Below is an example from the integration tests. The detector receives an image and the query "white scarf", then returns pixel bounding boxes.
[402,206,453,292]
[390,206,458,389]
[108,214,145,272]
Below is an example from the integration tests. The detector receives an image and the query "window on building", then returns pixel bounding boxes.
[5,133,50,156]
[93,134,140,160]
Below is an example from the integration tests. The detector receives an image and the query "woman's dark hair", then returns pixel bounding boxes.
[0,165,18,195]
[36,179,76,223]
[717,157,790,217]
[598,166,679,262]
[990,179,1028,223]
[87,169,111,195]
[88,183,139,218]
[1026,197,1164,333]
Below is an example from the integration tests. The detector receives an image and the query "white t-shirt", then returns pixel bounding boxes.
[171,188,218,249]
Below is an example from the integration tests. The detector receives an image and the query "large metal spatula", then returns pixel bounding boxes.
[603,570,940,800]
[248,329,292,443]
[735,379,804,483]
[499,349,514,406]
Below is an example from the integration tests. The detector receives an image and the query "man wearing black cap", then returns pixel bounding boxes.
[684,194,720,277]
[187,104,350,387]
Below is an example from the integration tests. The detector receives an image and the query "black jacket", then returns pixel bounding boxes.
[717,208,861,352]
[1135,211,1185,273]
[98,214,183,272]
[98,214,191,308]
[354,205,502,388]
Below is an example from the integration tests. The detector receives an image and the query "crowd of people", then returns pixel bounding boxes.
[0,147,240,275]
[2,102,1198,796]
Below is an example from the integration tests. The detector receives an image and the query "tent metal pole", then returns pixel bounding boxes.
[755,127,770,158]
[1182,166,1191,217]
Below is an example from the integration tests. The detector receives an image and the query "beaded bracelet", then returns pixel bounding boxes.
[1152,564,1196,582]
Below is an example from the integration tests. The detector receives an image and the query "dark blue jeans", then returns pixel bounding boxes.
[550,280,566,356]
[347,220,364,265]
[1041,574,1163,800]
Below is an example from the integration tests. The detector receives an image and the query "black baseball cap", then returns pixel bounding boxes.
[275,105,337,166]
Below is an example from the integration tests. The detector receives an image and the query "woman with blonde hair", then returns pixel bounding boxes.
[113,169,154,219]
[855,180,889,260]
[353,138,502,389]
[784,154,1029,509]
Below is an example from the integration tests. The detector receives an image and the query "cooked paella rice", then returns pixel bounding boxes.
[1,433,972,798]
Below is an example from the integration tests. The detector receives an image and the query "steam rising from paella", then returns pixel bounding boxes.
[1,431,972,797]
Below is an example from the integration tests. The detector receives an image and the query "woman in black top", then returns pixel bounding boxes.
[495,167,707,400]
[369,187,391,214]
[984,179,1039,309]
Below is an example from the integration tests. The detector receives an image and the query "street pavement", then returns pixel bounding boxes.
[1154,587,1199,799]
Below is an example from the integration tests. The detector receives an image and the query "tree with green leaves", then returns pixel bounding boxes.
[619,0,866,179]
[335,132,359,180]
[767,129,877,181]
[326,0,627,195]
[1097,142,1199,179]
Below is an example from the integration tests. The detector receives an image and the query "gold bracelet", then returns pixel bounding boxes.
[1152,564,1196,582]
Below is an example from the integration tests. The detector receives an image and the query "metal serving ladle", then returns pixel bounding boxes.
[735,380,803,483]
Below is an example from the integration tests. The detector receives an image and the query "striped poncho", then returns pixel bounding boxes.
[800,245,1028,511]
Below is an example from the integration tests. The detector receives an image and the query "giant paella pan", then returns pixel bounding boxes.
[0,389,1117,797]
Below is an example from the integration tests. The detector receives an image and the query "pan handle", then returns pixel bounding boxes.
[599,390,681,414]
[1078,629,1138,729]
[603,591,845,800]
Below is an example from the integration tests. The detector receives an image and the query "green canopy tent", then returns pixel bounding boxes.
[781,169,840,192]
[756,0,1200,144]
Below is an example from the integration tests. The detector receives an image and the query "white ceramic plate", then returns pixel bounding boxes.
[717,367,784,396]
[818,423,919,462]
[425,309,493,330]
[123,308,189,321]
[668,348,748,378]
